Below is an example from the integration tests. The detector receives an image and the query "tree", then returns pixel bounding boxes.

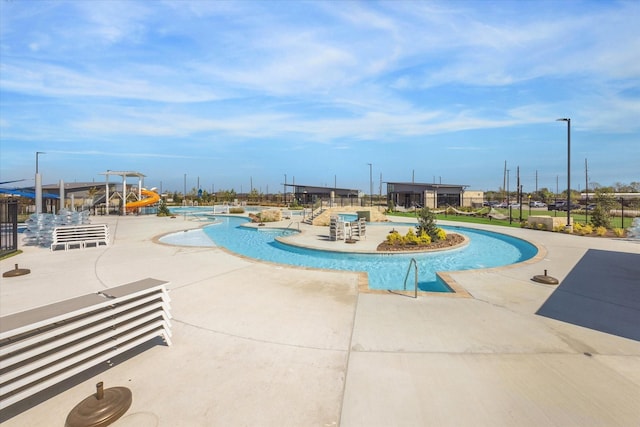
[248,188,261,203]
[171,191,182,204]
[219,189,237,202]
[538,188,553,203]
[415,207,441,241]
[590,188,616,228]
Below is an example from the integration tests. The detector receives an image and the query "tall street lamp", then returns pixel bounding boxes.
[367,163,373,207]
[35,151,46,214]
[556,118,571,227]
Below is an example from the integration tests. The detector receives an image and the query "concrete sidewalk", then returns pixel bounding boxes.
[1,214,639,426]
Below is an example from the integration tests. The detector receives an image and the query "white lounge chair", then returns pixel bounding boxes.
[329,216,345,241]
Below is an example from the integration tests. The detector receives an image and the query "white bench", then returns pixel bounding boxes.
[51,223,109,251]
[0,278,172,408]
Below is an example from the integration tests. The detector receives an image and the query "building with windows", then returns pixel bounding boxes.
[386,182,482,208]
[284,184,360,206]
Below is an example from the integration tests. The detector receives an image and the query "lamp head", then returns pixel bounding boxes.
[556,118,570,122]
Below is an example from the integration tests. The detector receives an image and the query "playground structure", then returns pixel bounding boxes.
[102,171,160,215]
[126,188,160,211]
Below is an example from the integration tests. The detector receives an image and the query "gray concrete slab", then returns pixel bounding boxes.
[537,249,640,341]
[1,213,639,426]
[341,352,640,427]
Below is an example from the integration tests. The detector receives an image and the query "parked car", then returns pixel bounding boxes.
[555,202,580,211]
[548,201,566,210]
[529,201,546,208]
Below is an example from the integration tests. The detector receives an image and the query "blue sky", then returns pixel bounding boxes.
[1,0,639,195]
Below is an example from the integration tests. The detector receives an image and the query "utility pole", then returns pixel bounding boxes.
[379,172,383,207]
[367,163,373,207]
[517,166,522,222]
[503,161,507,203]
[585,158,589,223]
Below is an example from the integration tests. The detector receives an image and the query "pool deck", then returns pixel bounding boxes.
[1,213,639,426]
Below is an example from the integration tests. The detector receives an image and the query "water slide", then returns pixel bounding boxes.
[126,188,160,210]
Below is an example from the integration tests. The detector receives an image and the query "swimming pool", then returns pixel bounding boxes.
[162,214,537,292]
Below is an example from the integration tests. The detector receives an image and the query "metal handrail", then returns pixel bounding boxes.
[403,258,419,298]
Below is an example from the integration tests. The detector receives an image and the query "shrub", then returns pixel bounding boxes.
[537,223,546,231]
[387,199,395,213]
[521,221,529,228]
[436,228,447,241]
[156,200,171,217]
[290,198,301,209]
[386,230,404,245]
[613,228,625,237]
[418,230,431,244]
[595,226,607,236]
[403,228,419,245]
[229,207,245,214]
[257,209,282,222]
[553,225,564,232]
[581,224,593,235]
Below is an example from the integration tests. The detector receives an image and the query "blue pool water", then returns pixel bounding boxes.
[338,213,358,222]
[174,215,537,292]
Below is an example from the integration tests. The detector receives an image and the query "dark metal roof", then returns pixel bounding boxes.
[285,183,359,193]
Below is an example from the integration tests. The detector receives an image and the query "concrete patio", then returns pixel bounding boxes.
[1,213,639,426]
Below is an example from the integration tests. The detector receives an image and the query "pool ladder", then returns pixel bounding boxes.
[389,258,419,298]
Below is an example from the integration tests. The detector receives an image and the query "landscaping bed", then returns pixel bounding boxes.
[376,233,465,252]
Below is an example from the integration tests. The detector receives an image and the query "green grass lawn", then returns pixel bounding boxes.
[388,209,630,229]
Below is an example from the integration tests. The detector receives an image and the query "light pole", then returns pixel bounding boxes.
[556,118,571,227]
[367,163,373,207]
[35,152,46,214]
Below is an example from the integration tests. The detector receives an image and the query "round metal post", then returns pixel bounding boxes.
[556,118,571,227]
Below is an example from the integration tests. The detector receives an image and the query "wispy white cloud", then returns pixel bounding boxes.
[0,61,224,103]
[47,150,218,160]
[1,0,638,190]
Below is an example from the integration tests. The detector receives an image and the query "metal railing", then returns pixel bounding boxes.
[0,199,19,256]
[286,221,300,231]
[389,258,419,298]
